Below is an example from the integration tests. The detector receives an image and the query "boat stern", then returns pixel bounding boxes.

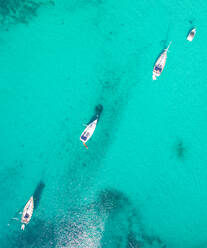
[152,74,157,80]
[80,134,88,143]
[152,71,160,80]
[187,36,193,42]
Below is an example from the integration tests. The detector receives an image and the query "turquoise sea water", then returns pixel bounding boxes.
[1,0,207,247]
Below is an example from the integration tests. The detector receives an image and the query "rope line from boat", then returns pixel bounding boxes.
[83,142,88,149]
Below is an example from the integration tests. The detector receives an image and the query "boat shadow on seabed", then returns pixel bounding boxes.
[33,180,45,210]
[87,104,103,124]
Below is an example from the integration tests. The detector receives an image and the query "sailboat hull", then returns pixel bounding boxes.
[152,42,171,80]
[80,119,98,143]
[21,196,34,228]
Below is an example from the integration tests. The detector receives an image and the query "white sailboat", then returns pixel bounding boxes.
[187,28,196,42]
[80,119,98,148]
[21,196,34,230]
[152,42,171,80]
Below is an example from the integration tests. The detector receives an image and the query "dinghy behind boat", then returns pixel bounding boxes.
[80,119,98,148]
[21,196,34,230]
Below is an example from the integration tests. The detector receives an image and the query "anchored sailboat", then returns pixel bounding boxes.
[152,42,171,80]
[80,118,98,148]
[21,196,34,230]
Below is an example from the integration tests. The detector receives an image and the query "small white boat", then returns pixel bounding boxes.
[152,42,171,80]
[187,28,196,42]
[21,196,34,230]
[80,119,98,148]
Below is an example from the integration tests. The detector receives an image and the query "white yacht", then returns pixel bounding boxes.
[21,196,34,230]
[152,42,171,80]
[187,28,196,42]
[80,119,98,148]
